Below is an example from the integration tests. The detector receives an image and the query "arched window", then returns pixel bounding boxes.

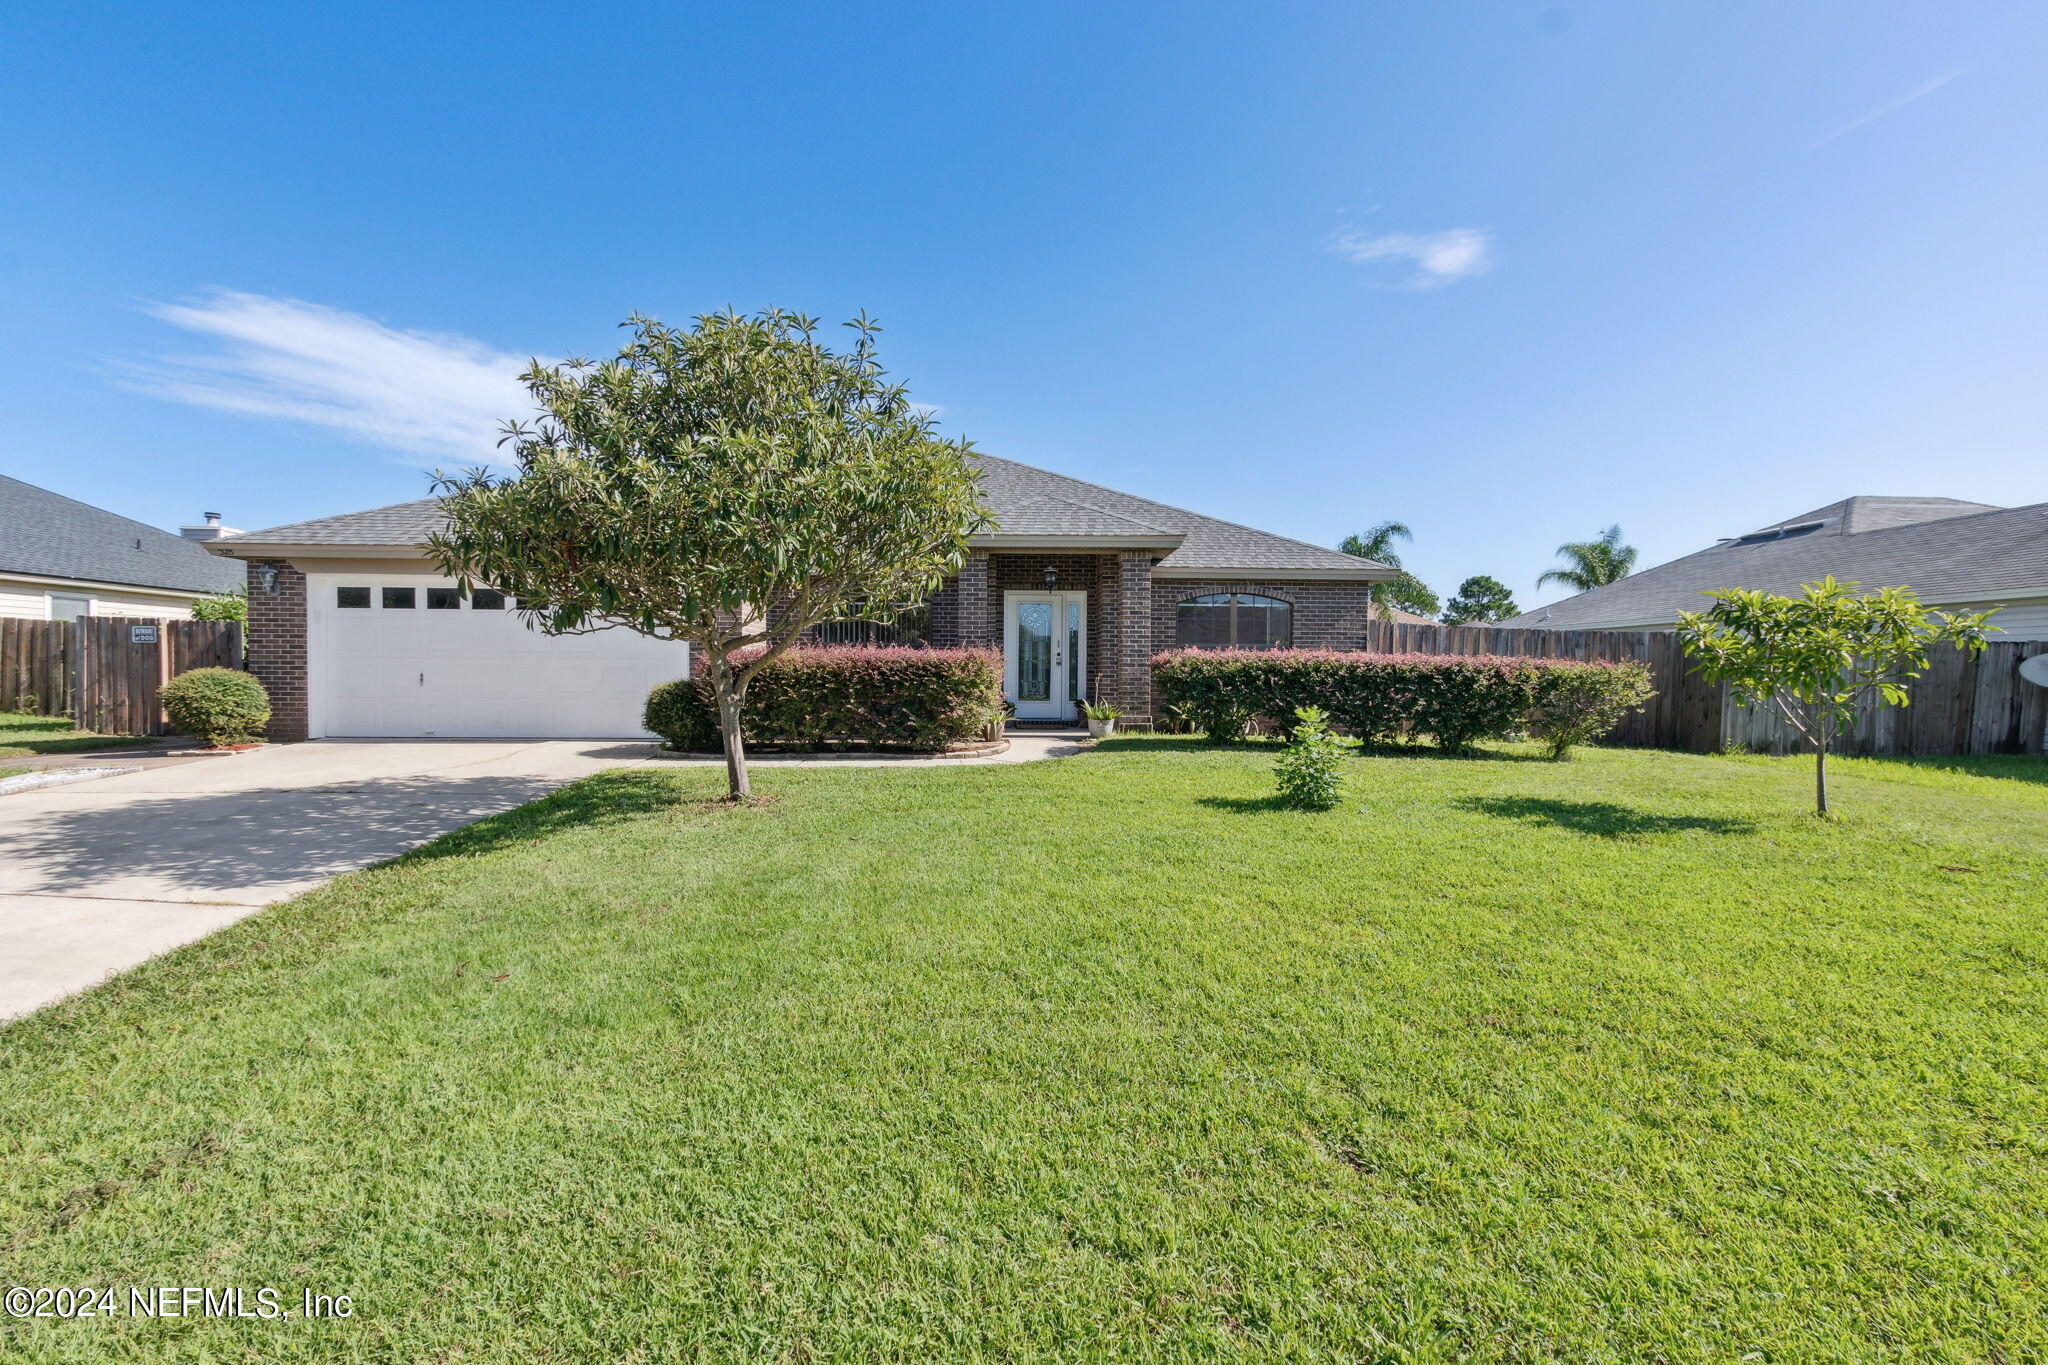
[1175,592,1292,650]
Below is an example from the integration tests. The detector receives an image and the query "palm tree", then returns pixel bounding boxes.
[1536,524,1638,594]
[1341,520,1411,614]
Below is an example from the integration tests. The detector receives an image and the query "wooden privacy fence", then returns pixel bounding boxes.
[1718,639,2048,757]
[0,617,244,736]
[1359,620,2047,757]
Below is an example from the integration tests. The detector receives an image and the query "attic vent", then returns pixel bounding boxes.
[1733,520,1825,546]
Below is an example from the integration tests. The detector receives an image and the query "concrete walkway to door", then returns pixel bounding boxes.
[0,733,1090,1022]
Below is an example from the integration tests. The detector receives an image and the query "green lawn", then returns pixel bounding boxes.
[2,739,2044,1362]
[0,711,141,759]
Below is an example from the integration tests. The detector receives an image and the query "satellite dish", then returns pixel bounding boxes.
[2020,654,2048,688]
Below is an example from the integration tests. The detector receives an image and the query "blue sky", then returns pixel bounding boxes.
[4,2,2043,611]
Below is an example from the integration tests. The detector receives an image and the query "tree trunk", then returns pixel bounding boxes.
[712,664,750,801]
[1814,732,1829,818]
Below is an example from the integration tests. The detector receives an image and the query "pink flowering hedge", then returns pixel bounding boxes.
[645,646,1005,752]
[1152,648,1653,752]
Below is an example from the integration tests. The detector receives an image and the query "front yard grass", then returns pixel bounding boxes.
[0,711,142,758]
[2,738,2043,1361]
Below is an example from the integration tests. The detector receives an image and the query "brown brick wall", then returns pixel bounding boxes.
[926,552,1163,719]
[244,559,309,741]
[926,551,991,647]
[986,554,1110,679]
[1150,579,1375,653]
[1148,579,1375,717]
[1113,552,1155,723]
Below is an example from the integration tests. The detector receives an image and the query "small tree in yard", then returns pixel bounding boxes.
[1274,706,1346,810]
[429,310,989,801]
[1677,578,1996,817]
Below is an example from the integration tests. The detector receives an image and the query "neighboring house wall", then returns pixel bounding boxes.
[1949,596,2048,640]
[0,579,49,620]
[0,574,200,620]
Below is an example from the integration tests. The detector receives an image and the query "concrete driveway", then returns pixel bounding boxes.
[0,740,657,1021]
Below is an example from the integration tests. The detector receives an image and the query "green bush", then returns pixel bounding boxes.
[1152,649,1658,754]
[159,667,269,746]
[1527,660,1655,759]
[646,646,1005,752]
[1153,649,1532,752]
[1273,706,1346,809]
[189,591,248,623]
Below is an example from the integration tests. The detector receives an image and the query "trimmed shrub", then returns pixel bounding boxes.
[1274,706,1346,809]
[1527,660,1655,759]
[645,646,1004,752]
[159,667,270,746]
[1152,649,1657,753]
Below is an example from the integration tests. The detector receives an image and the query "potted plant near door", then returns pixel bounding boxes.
[1081,699,1121,739]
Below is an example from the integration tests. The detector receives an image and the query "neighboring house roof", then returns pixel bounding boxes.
[1503,496,2048,629]
[218,453,1394,580]
[0,474,244,595]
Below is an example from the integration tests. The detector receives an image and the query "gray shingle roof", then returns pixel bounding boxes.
[0,474,244,594]
[1504,497,2048,629]
[990,494,1175,538]
[233,497,448,546]
[224,454,1392,579]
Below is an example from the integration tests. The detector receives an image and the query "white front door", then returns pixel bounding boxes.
[1004,591,1087,721]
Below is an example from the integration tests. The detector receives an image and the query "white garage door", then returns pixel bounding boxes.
[310,574,690,738]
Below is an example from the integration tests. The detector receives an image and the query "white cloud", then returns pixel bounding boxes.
[1809,68,1966,149]
[1328,227,1495,289]
[124,291,534,466]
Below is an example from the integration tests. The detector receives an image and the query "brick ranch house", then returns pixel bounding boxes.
[207,455,1396,741]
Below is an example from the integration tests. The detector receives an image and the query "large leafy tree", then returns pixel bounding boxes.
[1677,578,1995,816]
[1340,520,1435,618]
[1378,572,1440,620]
[1441,574,1519,625]
[429,310,989,800]
[1536,524,1638,593]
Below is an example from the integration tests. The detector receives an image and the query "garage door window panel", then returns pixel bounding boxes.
[382,587,416,609]
[336,587,371,609]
